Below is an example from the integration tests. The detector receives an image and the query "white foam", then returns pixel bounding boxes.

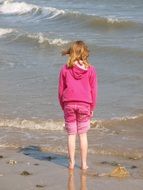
[0,1,65,18]
[49,38,69,46]
[27,32,69,46]
[0,28,13,37]
[44,7,65,19]
[90,14,122,24]
[0,28,69,46]
[0,1,39,15]
[107,16,121,23]
[27,33,48,44]
[0,118,64,130]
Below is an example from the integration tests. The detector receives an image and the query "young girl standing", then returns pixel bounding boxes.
[58,41,97,170]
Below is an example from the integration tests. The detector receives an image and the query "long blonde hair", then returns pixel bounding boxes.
[62,41,90,68]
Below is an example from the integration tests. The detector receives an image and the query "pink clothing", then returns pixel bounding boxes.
[64,102,91,135]
[58,64,97,111]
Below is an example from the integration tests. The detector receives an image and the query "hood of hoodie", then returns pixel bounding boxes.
[70,63,88,80]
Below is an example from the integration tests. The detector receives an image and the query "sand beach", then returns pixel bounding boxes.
[0,124,143,190]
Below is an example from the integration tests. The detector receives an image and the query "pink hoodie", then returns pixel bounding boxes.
[58,63,97,111]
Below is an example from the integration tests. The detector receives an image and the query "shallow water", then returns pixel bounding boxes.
[0,0,143,119]
[0,0,143,160]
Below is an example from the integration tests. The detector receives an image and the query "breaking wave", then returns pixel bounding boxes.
[87,16,139,29]
[0,0,39,15]
[91,114,143,129]
[0,28,69,46]
[0,0,141,29]
[0,0,65,19]
[0,28,14,37]
[26,33,69,46]
[63,12,141,29]
[0,114,142,131]
[0,118,64,130]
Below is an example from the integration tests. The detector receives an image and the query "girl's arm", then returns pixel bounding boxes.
[58,67,65,110]
[90,67,98,111]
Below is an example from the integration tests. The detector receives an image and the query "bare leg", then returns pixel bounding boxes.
[68,134,76,169]
[79,133,88,170]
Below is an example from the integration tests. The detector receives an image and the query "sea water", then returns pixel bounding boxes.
[0,0,143,159]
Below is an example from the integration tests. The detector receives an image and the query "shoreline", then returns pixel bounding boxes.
[0,147,143,190]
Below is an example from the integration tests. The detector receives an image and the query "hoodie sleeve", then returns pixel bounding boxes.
[89,66,98,111]
[58,66,66,110]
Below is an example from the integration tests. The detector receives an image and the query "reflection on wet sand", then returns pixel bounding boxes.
[68,170,87,190]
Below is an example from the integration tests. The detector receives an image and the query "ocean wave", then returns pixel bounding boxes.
[0,118,64,130]
[43,6,65,19]
[0,1,140,29]
[0,0,65,19]
[0,114,142,131]
[0,28,69,46]
[0,28,14,37]
[64,12,140,29]
[26,33,69,46]
[0,0,39,15]
[91,114,143,129]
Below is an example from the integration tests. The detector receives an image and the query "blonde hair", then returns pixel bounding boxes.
[62,41,90,68]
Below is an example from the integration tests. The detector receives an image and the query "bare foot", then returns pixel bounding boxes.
[68,162,75,170]
[81,166,89,170]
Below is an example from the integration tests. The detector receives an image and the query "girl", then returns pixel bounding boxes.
[58,40,97,170]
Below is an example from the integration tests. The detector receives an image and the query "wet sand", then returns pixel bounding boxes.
[0,147,143,190]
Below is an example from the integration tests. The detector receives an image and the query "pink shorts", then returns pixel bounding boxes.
[63,102,91,135]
